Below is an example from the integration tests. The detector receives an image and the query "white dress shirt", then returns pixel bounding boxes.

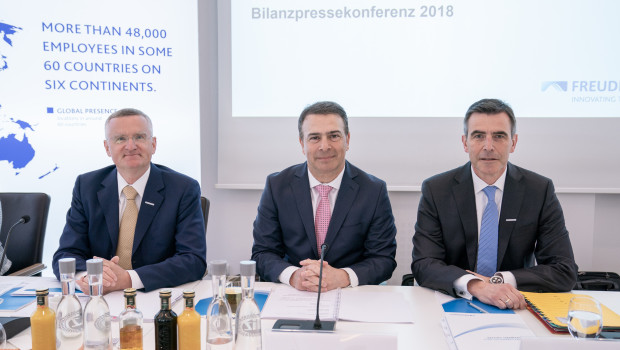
[77,167,151,290]
[453,166,517,299]
[279,167,359,288]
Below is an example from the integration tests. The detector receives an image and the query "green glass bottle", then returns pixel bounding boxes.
[154,289,177,350]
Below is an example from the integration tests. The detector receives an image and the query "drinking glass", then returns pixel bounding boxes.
[567,295,603,339]
[225,277,242,316]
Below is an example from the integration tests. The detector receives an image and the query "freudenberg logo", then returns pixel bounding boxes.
[571,80,620,92]
[541,81,568,92]
[542,80,620,92]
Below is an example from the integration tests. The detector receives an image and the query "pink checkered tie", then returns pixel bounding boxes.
[315,184,333,255]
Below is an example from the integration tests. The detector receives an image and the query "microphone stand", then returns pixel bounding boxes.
[272,243,336,332]
[0,216,30,276]
[0,215,33,337]
[314,244,327,329]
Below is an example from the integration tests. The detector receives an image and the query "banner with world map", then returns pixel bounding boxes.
[0,0,200,273]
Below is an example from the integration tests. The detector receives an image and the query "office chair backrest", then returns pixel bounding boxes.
[201,196,210,234]
[0,193,51,275]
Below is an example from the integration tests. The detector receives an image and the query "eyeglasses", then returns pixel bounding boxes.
[109,133,151,145]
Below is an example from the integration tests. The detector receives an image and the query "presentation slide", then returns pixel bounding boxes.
[218,0,620,190]
[231,0,620,118]
[0,0,200,273]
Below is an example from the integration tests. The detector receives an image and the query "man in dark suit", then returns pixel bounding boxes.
[53,108,206,293]
[412,99,578,309]
[251,101,397,292]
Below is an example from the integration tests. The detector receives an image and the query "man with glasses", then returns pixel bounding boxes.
[53,108,206,293]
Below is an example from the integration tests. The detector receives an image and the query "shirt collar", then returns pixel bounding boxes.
[308,165,345,190]
[471,165,507,194]
[117,166,151,199]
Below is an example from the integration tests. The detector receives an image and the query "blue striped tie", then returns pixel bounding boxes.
[477,186,499,276]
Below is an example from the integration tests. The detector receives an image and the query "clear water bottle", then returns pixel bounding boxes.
[206,260,234,350]
[56,258,83,349]
[235,260,261,350]
[83,259,111,350]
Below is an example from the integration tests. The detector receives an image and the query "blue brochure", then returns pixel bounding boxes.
[442,298,515,314]
[12,287,84,296]
[0,287,35,311]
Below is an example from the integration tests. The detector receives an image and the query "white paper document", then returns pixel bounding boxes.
[265,330,398,350]
[261,285,414,323]
[442,313,534,350]
[261,285,340,321]
[0,282,23,296]
[339,289,414,323]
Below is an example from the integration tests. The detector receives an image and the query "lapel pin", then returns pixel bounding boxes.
[505,218,516,222]
[145,201,155,206]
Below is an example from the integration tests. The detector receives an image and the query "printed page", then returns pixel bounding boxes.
[444,313,534,350]
[260,285,340,321]
[338,289,414,323]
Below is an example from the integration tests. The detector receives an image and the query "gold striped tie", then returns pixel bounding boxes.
[117,185,138,270]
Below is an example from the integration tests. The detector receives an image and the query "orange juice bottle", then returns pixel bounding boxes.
[177,290,201,349]
[30,288,56,350]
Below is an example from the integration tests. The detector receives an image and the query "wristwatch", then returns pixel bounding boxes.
[489,273,504,284]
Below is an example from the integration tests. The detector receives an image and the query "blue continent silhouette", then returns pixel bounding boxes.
[0,133,35,171]
[10,118,34,131]
[0,22,23,71]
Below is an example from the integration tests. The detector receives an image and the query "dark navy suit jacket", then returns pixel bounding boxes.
[53,163,206,291]
[251,161,397,285]
[412,162,578,296]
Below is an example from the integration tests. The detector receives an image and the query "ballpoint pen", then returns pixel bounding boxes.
[467,301,488,313]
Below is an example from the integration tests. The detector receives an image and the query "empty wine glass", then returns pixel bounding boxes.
[567,295,603,339]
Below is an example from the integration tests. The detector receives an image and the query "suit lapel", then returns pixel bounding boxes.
[323,162,359,259]
[291,164,318,257]
[452,163,479,270]
[98,168,120,249]
[132,164,164,255]
[497,163,523,266]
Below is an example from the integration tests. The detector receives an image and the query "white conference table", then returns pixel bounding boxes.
[2,276,619,349]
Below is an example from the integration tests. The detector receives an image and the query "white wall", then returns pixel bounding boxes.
[199,0,620,283]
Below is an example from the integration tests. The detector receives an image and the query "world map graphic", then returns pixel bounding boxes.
[0,20,58,178]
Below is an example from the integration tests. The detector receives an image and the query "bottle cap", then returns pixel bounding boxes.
[240,260,256,277]
[209,260,227,276]
[86,258,103,275]
[159,289,172,298]
[58,257,76,274]
[35,288,49,296]
[124,288,137,296]
[183,290,195,298]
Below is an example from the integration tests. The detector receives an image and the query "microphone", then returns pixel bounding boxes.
[0,215,30,276]
[272,243,336,332]
[313,243,329,329]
